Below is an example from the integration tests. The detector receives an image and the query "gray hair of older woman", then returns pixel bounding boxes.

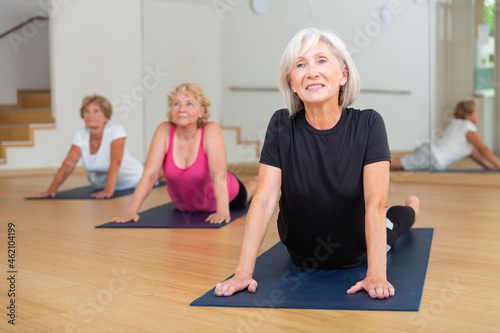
[277,27,360,116]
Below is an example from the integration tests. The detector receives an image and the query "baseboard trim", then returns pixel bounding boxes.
[0,166,86,179]
[390,170,500,187]
[2,163,496,187]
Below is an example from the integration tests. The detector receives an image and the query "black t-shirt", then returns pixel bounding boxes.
[260,108,391,269]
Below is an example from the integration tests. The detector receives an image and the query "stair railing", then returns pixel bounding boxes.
[0,16,49,41]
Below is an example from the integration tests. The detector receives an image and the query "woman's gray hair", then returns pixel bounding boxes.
[277,27,360,116]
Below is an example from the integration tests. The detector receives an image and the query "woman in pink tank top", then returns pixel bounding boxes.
[113,83,257,224]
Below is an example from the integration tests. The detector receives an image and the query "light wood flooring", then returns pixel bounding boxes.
[0,171,499,332]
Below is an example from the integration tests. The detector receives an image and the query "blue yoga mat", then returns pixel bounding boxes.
[26,180,165,200]
[95,202,249,229]
[191,228,433,311]
[435,169,498,173]
[397,169,496,173]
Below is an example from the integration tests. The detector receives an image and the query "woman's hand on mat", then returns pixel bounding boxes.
[205,211,231,224]
[346,276,395,299]
[31,191,56,198]
[214,274,258,296]
[91,189,114,199]
[112,212,140,223]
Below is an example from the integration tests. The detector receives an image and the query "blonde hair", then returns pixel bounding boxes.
[453,98,478,119]
[167,83,211,128]
[80,95,112,119]
[278,27,360,116]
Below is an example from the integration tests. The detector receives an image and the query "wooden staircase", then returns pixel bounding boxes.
[0,90,55,165]
[221,126,261,163]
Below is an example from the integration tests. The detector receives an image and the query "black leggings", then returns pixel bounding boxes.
[386,206,416,249]
[229,178,247,209]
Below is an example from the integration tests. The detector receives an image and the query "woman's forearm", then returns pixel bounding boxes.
[212,171,230,214]
[362,161,390,280]
[103,161,121,193]
[365,207,388,279]
[479,147,500,169]
[235,165,281,277]
[125,171,158,214]
[47,163,74,193]
[235,194,275,276]
[47,145,81,193]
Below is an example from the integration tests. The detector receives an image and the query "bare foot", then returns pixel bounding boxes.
[405,195,420,221]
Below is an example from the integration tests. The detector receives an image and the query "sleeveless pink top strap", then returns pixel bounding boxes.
[163,124,239,212]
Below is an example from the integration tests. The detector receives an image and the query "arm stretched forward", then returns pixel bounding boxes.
[347,160,393,299]
[214,164,281,296]
[112,122,171,223]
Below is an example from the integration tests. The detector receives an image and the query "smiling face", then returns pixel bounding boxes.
[170,91,205,127]
[290,41,348,110]
[83,102,108,129]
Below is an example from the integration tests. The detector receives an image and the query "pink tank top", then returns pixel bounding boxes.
[163,125,239,212]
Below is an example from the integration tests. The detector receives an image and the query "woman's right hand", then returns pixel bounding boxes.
[31,191,56,198]
[214,273,258,297]
[112,212,140,223]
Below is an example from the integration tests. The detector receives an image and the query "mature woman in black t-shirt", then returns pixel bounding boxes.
[214,27,420,300]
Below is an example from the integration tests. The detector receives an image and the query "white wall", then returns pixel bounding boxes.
[0,0,144,170]
[141,0,432,154]
[349,0,430,151]
[0,0,50,104]
[220,0,431,151]
[143,0,222,147]
[433,0,475,140]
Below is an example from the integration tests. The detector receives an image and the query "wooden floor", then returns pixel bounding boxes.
[1,171,500,332]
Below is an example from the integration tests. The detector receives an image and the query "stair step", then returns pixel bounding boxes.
[0,126,31,141]
[0,141,33,160]
[0,140,33,145]
[0,123,55,141]
[22,93,51,108]
[0,108,54,124]
[222,126,260,163]
[0,89,53,165]
[0,123,55,128]
[0,89,50,109]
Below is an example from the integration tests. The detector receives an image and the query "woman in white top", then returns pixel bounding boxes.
[391,98,500,171]
[32,95,143,199]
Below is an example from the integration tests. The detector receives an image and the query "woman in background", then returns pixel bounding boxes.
[32,94,143,199]
[391,98,500,171]
[113,83,257,224]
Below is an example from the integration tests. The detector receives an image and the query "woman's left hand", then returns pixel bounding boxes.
[205,211,231,224]
[90,189,114,199]
[346,276,395,299]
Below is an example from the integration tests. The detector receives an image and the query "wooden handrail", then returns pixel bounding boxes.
[0,16,48,41]
[222,126,261,158]
[229,86,411,95]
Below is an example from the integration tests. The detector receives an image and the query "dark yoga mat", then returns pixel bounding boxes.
[26,180,165,200]
[398,169,497,173]
[191,228,433,311]
[95,202,249,229]
[434,169,499,173]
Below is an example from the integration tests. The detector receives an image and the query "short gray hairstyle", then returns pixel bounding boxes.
[277,27,360,116]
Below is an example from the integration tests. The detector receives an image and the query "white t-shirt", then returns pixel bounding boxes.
[431,119,477,170]
[72,122,143,190]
